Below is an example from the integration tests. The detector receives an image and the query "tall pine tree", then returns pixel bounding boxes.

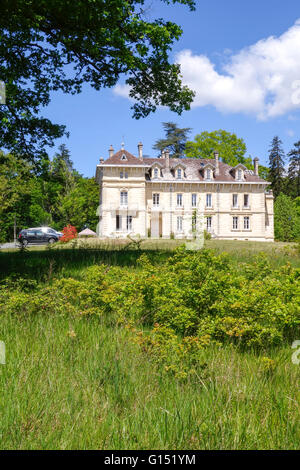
[287,140,300,198]
[268,136,285,198]
[153,122,192,158]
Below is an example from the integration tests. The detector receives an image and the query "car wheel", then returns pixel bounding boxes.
[48,238,56,244]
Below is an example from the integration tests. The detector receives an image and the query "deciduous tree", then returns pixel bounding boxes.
[0,0,195,162]
[185,130,251,167]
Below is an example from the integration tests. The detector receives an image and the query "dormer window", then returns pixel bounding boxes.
[234,164,246,181]
[203,163,214,180]
[173,163,186,180]
[121,154,127,161]
[151,164,162,179]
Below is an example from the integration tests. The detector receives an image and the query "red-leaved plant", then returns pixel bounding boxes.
[60,225,78,243]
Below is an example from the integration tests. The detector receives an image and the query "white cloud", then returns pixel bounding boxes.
[113,83,131,99]
[286,129,295,137]
[113,20,300,120]
[177,20,300,119]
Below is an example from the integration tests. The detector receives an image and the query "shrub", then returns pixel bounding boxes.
[204,230,212,240]
[60,224,77,243]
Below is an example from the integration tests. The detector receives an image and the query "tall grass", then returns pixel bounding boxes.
[1,239,298,282]
[0,312,299,450]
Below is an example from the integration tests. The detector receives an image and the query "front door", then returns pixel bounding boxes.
[151,212,162,238]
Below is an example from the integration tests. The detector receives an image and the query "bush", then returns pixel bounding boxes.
[60,224,77,243]
[1,248,299,351]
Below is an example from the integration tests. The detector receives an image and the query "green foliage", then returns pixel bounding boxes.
[1,248,299,351]
[185,129,251,167]
[204,230,212,240]
[0,148,99,241]
[268,136,286,198]
[287,140,300,198]
[274,193,300,241]
[153,122,192,158]
[0,0,195,161]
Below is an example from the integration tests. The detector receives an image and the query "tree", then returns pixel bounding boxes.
[185,130,251,167]
[258,165,269,181]
[0,147,99,241]
[50,144,77,191]
[0,0,195,162]
[56,177,99,231]
[274,193,300,241]
[0,152,52,241]
[153,122,192,158]
[268,136,286,198]
[287,140,300,198]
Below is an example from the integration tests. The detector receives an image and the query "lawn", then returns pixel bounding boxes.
[0,240,299,450]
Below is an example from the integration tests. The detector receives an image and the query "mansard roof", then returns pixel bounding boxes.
[99,149,267,183]
[143,157,267,183]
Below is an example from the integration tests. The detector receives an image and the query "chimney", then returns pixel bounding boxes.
[254,157,259,176]
[99,157,104,164]
[109,145,114,158]
[214,150,219,176]
[161,150,165,159]
[165,148,170,169]
[138,141,143,161]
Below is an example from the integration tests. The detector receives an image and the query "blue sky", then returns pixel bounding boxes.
[43,0,300,176]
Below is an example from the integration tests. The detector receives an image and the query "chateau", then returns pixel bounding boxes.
[95,143,274,242]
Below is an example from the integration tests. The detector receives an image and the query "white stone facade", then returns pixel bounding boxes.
[95,145,274,242]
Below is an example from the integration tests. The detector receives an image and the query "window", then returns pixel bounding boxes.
[244,194,249,207]
[232,194,238,208]
[121,154,127,161]
[153,193,160,207]
[192,193,197,207]
[120,191,128,206]
[126,215,132,231]
[177,168,182,179]
[233,216,238,230]
[206,169,212,180]
[120,171,124,179]
[206,193,212,208]
[177,193,183,207]
[244,216,250,230]
[206,216,212,232]
[153,167,159,179]
[237,169,242,180]
[125,171,128,179]
[116,215,122,231]
[177,216,183,232]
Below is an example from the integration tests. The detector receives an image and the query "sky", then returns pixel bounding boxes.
[43,0,300,176]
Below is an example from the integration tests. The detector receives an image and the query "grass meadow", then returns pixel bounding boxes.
[0,239,299,450]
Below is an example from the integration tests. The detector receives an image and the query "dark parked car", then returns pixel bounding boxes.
[18,227,60,246]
